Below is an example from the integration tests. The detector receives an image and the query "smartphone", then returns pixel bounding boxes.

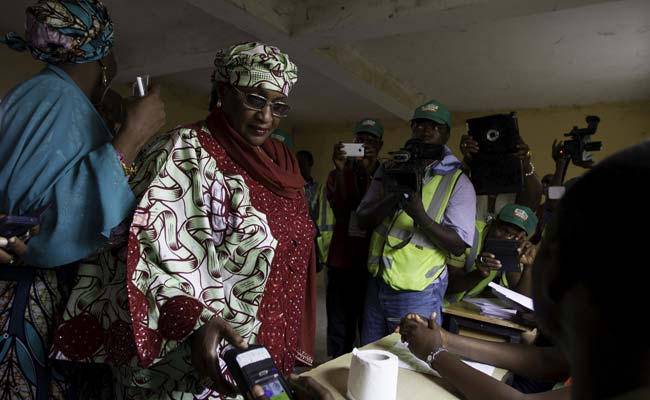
[0,203,50,238]
[132,75,149,97]
[547,185,566,200]
[224,345,294,400]
[341,143,364,158]
[0,215,39,238]
[483,238,520,273]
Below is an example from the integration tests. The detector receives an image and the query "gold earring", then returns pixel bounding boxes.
[98,59,108,88]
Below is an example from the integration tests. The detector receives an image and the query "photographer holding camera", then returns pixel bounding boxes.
[322,118,384,358]
[357,100,477,345]
[459,130,543,223]
[532,117,602,243]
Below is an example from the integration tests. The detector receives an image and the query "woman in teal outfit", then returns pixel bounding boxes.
[0,0,165,398]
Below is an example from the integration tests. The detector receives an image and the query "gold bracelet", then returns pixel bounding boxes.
[115,149,137,177]
[121,163,137,177]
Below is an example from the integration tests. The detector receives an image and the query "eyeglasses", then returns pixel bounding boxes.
[231,86,291,118]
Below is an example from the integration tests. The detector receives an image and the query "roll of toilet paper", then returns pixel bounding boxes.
[346,348,398,400]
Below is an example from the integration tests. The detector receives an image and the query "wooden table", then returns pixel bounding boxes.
[443,301,536,343]
[301,333,507,399]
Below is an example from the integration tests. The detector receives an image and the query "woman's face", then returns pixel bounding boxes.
[220,85,286,147]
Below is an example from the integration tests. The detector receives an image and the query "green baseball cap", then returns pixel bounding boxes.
[270,129,293,149]
[411,99,451,128]
[354,118,384,139]
[497,204,538,236]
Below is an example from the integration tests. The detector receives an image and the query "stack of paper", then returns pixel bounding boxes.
[463,297,518,319]
[488,282,535,311]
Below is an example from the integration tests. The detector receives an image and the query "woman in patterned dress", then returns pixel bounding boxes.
[52,42,318,399]
[0,1,165,398]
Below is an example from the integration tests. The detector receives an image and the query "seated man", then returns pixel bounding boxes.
[446,203,538,302]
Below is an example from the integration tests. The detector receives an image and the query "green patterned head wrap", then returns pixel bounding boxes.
[212,42,298,96]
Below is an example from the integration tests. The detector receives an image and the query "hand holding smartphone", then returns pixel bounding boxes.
[132,75,149,97]
[483,238,521,273]
[224,345,294,400]
[0,204,49,239]
[0,216,39,239]
[341,143,364,158]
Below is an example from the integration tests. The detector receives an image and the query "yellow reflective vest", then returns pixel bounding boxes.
[314,183,335,266]
[368,169,463,291]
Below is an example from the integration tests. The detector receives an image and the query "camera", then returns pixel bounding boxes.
[560,116,602,164]
[383,138,444,194]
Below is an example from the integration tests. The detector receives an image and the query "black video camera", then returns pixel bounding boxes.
[383,138,444,194]
[560,116,602,165]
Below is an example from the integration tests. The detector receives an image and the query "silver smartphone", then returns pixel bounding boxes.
[341,143,364,158]
[132,75,149,97]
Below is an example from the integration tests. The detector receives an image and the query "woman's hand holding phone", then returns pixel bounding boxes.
[0,213,36,265]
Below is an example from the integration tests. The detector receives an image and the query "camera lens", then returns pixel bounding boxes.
[486,129,500,142]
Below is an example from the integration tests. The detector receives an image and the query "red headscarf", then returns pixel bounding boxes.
[206,109,305,199]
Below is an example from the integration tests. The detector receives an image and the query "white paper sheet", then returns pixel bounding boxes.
[488,282,535,311]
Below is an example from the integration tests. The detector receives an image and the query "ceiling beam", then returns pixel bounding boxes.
[293,0,618,45]
[149,0,424,119]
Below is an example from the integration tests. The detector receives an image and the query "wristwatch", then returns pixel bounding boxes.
[426,347,448,365]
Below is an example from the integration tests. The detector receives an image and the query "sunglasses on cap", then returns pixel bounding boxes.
[231,86,291,118]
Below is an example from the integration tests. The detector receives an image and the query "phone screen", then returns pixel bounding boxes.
[257,375,291,400]
[227,345,294,400]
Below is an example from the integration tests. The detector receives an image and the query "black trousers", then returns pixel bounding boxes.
[326,266,369,358]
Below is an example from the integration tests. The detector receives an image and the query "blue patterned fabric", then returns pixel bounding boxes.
[1,0,113,64]
[0,65,135,267]
[0,265,115,399]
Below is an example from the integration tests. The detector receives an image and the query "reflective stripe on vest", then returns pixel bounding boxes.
[368,169,463,291]
[315,183,335,265]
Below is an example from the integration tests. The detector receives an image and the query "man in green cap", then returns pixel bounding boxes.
[317,118,384,358]
[446,203,538,302]
[357,100,478,345]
